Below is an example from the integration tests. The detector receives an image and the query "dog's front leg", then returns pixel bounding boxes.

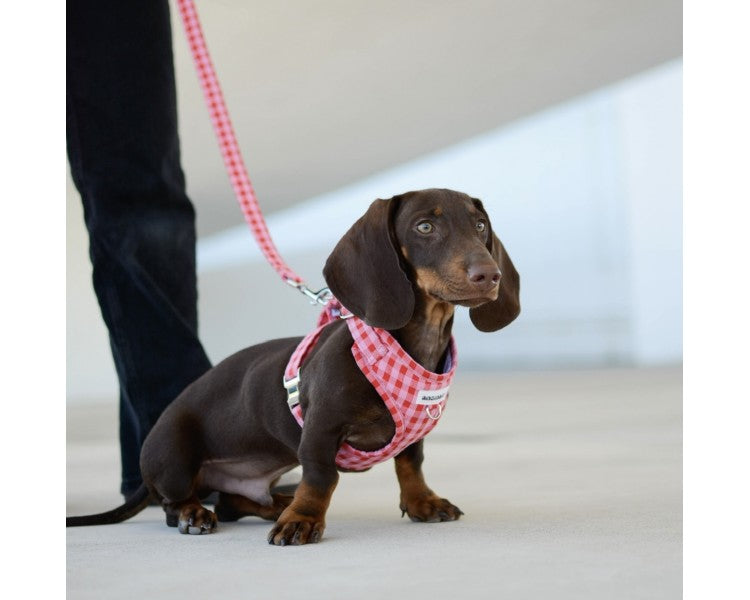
[395,440,464,523]
[267,434,339,546]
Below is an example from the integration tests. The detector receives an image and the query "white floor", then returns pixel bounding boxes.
[66,366,682,599]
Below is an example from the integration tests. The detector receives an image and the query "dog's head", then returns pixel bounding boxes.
[323,188,520,332]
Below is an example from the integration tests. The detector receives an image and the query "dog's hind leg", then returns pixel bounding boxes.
[141,411,216,533]
[214,492,293,522]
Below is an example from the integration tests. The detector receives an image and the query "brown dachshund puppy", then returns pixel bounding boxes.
[67,189,520,545]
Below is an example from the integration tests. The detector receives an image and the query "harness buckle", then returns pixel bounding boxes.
[283,371,301,407]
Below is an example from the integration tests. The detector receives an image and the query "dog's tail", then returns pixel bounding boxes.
[66,483,152,527]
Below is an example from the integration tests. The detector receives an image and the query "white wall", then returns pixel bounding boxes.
[619,67,683,364]
[196,59,683,366]
[66,60,682,401]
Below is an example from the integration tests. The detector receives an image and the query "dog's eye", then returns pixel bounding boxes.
[416,221,434,234]
[476,221,487,233]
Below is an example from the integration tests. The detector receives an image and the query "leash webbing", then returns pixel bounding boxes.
[176,0,303,286]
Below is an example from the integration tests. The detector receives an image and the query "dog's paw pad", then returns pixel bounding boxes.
[267,514,325,546]
[176,506,217,535]
[400,496,463,523]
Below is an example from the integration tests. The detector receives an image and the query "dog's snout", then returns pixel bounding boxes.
[467,264,501,288]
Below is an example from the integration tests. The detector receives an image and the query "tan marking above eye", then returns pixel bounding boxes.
[433,206,443,216]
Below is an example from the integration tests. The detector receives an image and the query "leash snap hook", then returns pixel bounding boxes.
[285,279,354,319]
[286,279,332,307]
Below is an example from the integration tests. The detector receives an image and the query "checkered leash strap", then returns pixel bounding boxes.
[176,0,301,285]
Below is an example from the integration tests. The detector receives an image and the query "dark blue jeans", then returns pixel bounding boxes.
[67,0,212,497]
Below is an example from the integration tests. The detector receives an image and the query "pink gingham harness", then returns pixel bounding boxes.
[283,301,457,471]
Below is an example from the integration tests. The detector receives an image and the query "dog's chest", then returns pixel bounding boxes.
[342,400,396,451]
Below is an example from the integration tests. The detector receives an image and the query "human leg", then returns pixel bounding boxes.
[66,0,212,496]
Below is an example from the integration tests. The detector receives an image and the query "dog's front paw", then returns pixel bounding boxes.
[177,505,218,535]
[400,494,464,523]
[267,508,325,546]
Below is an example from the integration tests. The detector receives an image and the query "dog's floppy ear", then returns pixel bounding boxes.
[324,197,415,329]
[469,199,521,332]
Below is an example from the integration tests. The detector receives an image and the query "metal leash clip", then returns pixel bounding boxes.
[285,279,333,307]
[285,279,354,319]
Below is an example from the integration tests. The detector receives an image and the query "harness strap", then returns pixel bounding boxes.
[283,300,348,415]
[283,303,458,471]
[283,323,327,416]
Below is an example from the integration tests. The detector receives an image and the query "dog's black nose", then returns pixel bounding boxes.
[468,264,501,287]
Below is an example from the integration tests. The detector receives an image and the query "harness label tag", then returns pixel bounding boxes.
[415,386,450,406]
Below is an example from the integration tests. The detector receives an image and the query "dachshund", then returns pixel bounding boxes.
[66,188,520,545]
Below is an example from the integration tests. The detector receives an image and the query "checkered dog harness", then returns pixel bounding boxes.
[283,301,457,471]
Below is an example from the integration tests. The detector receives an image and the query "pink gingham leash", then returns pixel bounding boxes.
[177,0,331,304]
[283,301,458,472]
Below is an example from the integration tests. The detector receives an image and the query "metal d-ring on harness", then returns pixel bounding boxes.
[424,405,443,420]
